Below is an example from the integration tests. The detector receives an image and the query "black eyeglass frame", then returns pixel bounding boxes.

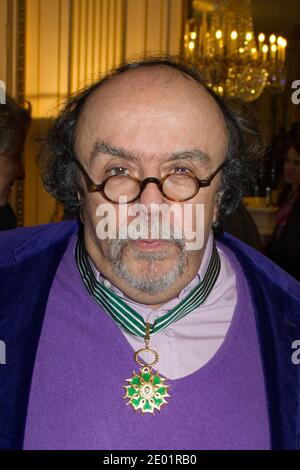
[74,157,226,203]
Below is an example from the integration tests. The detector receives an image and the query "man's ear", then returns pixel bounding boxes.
[213,191,223,223]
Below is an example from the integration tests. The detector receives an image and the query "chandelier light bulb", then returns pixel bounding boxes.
[269,34,276,44]
[277,36,284,46]
[258,33,265,42]
[231,31,238,40]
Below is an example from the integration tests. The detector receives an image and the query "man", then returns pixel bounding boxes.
[0,96,30,230]
[0,58,300,450]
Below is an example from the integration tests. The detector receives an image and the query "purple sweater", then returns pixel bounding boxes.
[23,235,270,450]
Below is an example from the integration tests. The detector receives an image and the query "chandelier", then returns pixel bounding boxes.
[183,0,287,101]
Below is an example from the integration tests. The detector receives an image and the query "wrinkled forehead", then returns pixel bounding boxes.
[75,65,228,164]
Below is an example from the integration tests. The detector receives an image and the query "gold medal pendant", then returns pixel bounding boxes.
[123,363,171,414]
[123,324,171,414]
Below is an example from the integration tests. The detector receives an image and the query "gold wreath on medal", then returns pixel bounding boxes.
[123,347,171,414]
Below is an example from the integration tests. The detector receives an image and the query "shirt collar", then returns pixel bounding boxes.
[88,231,214,302]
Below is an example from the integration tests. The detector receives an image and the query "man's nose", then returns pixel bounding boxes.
[138,180,165,207]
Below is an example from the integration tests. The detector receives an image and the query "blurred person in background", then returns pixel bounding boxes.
[0,96,31,230]
[267,134,300,280]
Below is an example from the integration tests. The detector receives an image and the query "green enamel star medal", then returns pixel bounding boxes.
[123,323,171,414]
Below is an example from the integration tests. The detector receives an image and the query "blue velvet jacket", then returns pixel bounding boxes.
[0,220,300,450]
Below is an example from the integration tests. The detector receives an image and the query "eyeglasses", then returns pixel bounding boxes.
[74,158,226,204]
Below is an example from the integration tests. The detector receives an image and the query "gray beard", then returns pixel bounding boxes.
[106,237,188,295]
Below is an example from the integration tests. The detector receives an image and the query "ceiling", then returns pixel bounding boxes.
[252,0,300,38]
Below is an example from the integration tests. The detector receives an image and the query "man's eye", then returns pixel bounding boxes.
[171,166,193,175]
[106,167,130,176]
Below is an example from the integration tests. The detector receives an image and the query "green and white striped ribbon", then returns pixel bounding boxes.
[75,236,221,337]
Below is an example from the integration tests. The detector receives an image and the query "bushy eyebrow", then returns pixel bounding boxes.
[170,150,211,165]
[90,140,137,162]
[89,139,211,166]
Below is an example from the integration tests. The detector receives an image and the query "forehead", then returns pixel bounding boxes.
[75,66,228,164]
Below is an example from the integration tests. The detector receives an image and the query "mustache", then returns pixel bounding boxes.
[106,219,186,262]
[116,218,185,244]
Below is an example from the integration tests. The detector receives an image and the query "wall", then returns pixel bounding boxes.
[0,0,8,85]
[24,0,71,225]
[0,0,18,94]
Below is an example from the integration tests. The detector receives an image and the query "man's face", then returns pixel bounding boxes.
[75,66,228,305]
[0,140,25,206]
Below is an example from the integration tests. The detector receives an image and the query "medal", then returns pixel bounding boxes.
[123,323,170,414]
